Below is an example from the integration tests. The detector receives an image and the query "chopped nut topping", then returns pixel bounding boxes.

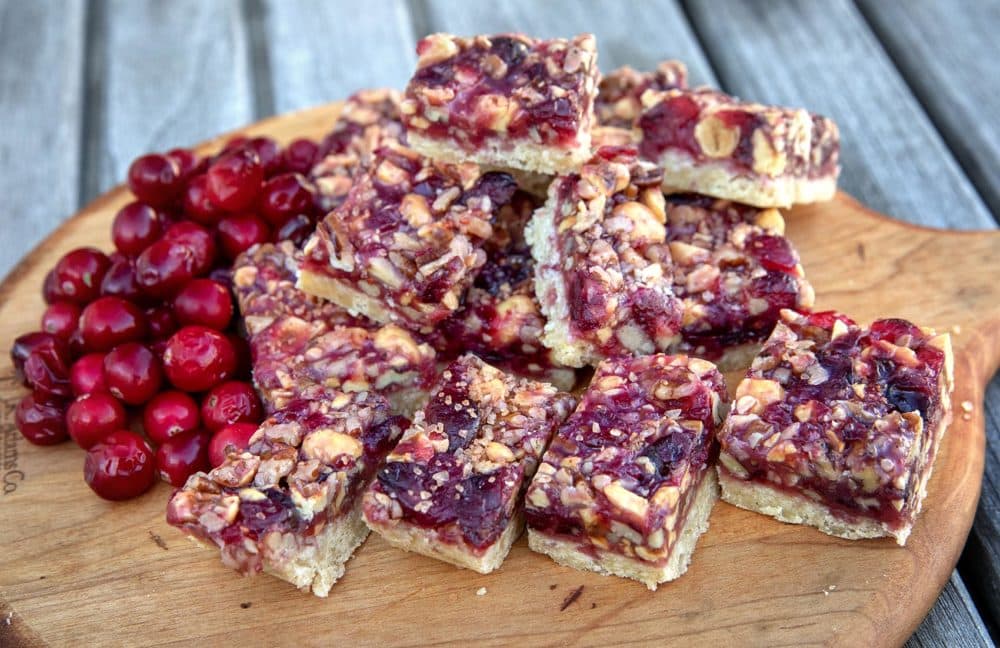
[595,61,688,128]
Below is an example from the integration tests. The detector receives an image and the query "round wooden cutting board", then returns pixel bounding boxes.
[1,104,997,647]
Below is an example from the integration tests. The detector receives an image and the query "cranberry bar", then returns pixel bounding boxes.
[595,60,688,128]
[638,88,840,208]
[430,191,576,390]
[233,242,437,416]
[167,386,407,596]
[401,33,599,174]
[362,354,575,573]
[524,354,726,589]
[299,141,518,333]
[717,310,954,545]
[311,88,405,213]
[664,194,814,369]
[526,146,683,367]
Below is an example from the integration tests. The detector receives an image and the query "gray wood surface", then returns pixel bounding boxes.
[0,0,87,277]
[0,1,997,644]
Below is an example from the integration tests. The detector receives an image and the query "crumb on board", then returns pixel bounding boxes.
[476,587,487,596]
[951,324,962,335]
[549,584,558,590]
[560,585,584,611]
[240,602,252,609]
[148,530,168,550]
[961,400,973,413]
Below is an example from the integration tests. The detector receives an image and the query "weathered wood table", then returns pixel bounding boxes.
[0,1,996,645]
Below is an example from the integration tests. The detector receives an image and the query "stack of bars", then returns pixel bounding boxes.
[166,31,953,595]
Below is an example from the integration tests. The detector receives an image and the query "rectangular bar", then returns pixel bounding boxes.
[167,386,407,596]
[362,354,575,573]
[524,354,726,589]
[638,88,840,207]
[663,194,814,370]
[595,60,688,129]
[299,140,518,333]
[402,33,599,174]
[716,309,954,545]
[526,147,684,367]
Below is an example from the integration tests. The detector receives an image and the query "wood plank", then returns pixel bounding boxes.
[419,0,718,85]
[857,0,1000,220]
[259,0,418,114]
[909,571,995,648]
[90,0,254,196]
[0,0,86,278]
[0,103,995,648]
[683,0,998,641]
[683,0,993,229]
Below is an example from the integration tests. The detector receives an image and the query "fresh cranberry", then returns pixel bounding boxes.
[244,137,282,176]
[143,390,201,445]
[127,153,182,207]
[111,202,162,256]
[166,148,200,179]
[100,258,145,302]
[164,221,217,276]
[181,174,222,225]
[206,148,263,212]
[156,430,211,486]
[15,392,68,445]
[274,213,315,247]
[67,329,87,357]
[79,296,147,352]
[144,305,178,340]
[282,138,320,174]
[135,239,196,298]
[84,430,157,500]
[162,326,237,392]
[42,269,62,303]
[201,381,263,431]
[103,343,162,405]
[52,247,112,304]
[221,136,249,155]
[173,279,233,331]
[259,173,314,226]
[70,352,109,395]
[66,392,128,449]
[24,344,72,399]
[11,332,66,385]
[208,422,258,467]
[216,212,270,259]
[40,302,81,339]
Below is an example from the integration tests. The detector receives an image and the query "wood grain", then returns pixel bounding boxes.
[0,0,86,279]
[0,104,995,648]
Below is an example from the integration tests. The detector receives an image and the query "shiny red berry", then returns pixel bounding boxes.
[208,422,258,467]
[135,239,196,298]
[24,345,72,399]
[66,392,128,449]
[216,212,270,260]
[70,352,109,396]
[15,392,69,446]
[100,258,145,303]
[162,326,237,392]
[201,381,263,432]
[206,148,263,212]
[166,148,200,180]
[127,153,182,207]
[173,279,233,330]
[181,174,222,225]
[282,138,320,175]
[11,332,66,385]
[259,173,315,227]
[84,431,157,500]
[52,248,112,304]
[103,342,162,405]
[143,390,201,445]
[274,213,315,247]
[244,137,282,177]
[79,296,148,352]
[40,302,81,340]
[163,222,217,276]
[156,430,212,487]
[112,202,162,256]
[145,305,178,340]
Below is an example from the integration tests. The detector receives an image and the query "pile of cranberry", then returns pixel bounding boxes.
[10,134,327,501]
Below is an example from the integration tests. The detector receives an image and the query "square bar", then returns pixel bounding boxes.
[524,354,726,589]
[717,309,954,545]
[299,141,518,333]
[362,354,575,573]
[638,88,840,207]
[402,33,599,174]
[526,147,683,367]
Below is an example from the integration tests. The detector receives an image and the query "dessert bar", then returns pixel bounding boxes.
[299,141,518,333]
[716,309,953,545]
[167,386,407,596]
[524,354,726,589]
[638,88,840,207]
[362,354,575,573]
[664,194,814,369]
[595,60,688,128]
[526,146,683,367]
[402,33,599,174]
